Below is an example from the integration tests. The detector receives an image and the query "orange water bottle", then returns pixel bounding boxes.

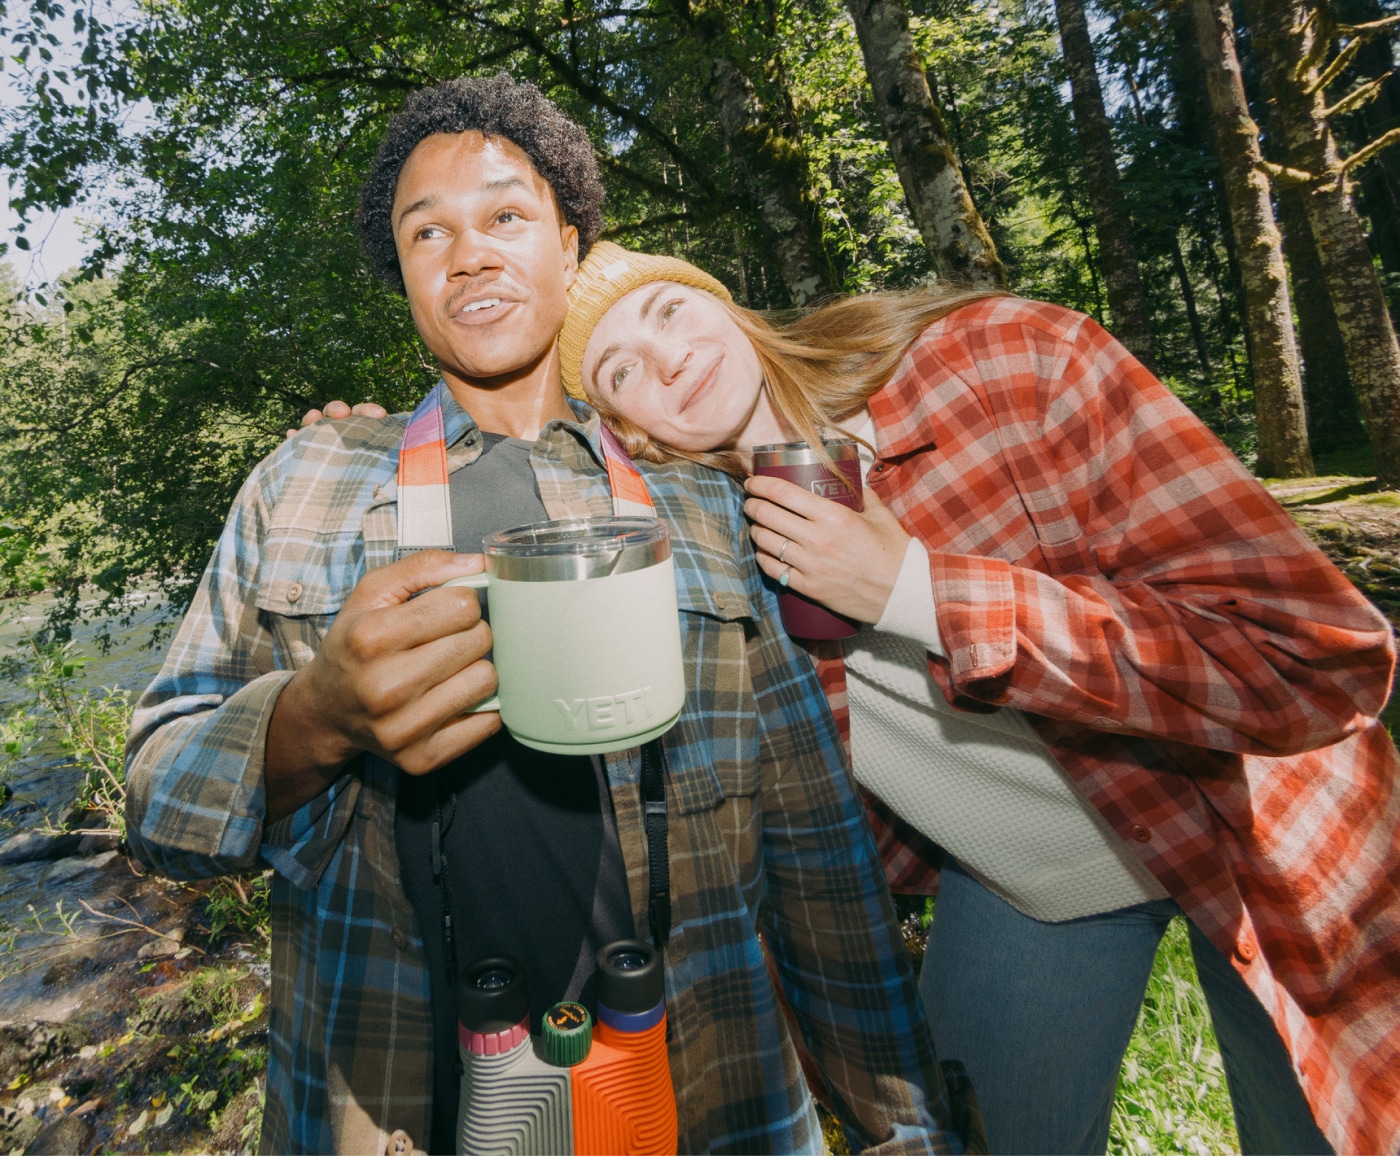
[568,939,678,1155]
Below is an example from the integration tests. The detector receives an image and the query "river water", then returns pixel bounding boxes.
[0,591,173,998]
[0,591,171,819]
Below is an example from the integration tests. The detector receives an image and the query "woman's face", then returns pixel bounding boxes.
[581,282,767,452]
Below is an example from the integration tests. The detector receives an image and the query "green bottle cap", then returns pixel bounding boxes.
[542,1001,593,1067]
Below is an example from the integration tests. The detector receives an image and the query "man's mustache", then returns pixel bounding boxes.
[443,280,520,316]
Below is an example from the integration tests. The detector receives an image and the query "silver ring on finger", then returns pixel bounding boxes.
[777,538,789,564]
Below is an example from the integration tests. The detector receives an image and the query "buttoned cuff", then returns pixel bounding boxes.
[126,668,295,878]
[926,553,1018,683]
[875,538,944,657]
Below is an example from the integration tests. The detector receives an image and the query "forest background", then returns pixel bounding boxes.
[4,0,1400,628]
[2,0,1400,1151]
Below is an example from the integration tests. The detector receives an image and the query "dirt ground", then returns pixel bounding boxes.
[0,857,268,1156]
[1260,476,1400,730]
[1263,476,1400,619]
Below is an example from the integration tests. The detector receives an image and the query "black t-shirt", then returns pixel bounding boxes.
[394,432,635,1154]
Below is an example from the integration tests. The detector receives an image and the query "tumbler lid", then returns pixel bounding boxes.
[595,939,664,1016]
[482,517,670,582]
[750,439,860,468]
[458,955,529,1034]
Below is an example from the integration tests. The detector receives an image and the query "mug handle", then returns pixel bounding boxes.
[440,572,500,714]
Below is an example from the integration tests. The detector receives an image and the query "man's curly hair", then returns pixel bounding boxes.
[358,74,605,293]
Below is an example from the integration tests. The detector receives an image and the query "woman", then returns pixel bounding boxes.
[552,243,1400,1155]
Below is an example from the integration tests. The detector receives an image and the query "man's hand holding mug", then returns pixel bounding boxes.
[264,550,501,824]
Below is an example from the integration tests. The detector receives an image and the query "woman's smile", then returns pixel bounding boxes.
[677,355,722,415]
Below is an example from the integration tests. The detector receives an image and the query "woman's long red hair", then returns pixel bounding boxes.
[591,286,1007,476]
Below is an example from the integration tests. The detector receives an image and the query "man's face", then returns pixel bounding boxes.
[392,131,579,387]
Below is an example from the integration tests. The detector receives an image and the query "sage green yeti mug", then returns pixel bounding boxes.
[443,517,685,755]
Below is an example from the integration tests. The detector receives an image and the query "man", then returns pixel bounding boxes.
[125,74,957,1155]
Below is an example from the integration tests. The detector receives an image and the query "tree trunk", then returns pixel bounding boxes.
[707,55,839,305]
[1274,181,1366,453]
[1190,0,1313,477]
[1168,230,1213,376]
[1167,2,1252,393]
[1246,0,1400,486]
[844,0,1006,288]
[1336,0,1400,282]
[1052,0,1156,369]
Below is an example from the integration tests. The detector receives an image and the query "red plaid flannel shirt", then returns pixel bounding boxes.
[817,297,1400,1154]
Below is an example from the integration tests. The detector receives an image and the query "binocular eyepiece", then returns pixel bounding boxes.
[459,956,530,1036]
[458,940,663,1035]
[595,939,663,1020]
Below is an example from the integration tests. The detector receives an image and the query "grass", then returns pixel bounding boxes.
[1110,918,1239,1155]
[878,901,1241,1155]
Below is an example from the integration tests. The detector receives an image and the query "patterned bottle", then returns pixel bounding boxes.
[456,956,572,1155]
[569,939,678,1156]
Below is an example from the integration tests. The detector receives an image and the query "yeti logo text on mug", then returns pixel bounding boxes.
[554,687,656,731]
[810,478,849,499]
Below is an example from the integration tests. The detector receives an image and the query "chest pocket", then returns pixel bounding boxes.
[663,539,763,815]
[253,528,363,670]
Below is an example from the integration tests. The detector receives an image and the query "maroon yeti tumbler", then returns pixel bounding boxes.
[751,440,863,641]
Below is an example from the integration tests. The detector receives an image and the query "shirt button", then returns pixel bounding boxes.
[1130,825,1152,843]
[1236,936,1257,963]
[392,927,407,951]
[286,582,303,604]
[386,1129,414,1155]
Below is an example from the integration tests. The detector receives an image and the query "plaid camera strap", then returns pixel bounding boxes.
[395,381,655,555]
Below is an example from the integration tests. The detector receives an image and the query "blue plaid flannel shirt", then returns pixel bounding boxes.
[125,388,957,1155]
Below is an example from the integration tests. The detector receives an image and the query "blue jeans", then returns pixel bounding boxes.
[917,860,1333,1155]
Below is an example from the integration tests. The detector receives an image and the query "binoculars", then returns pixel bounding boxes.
[456,939,678,1155]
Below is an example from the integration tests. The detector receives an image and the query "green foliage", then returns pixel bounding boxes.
[204,873,273,950]
[178,966,252,1026]
[0,630,132,833]
[140,972,269,1141]
[0,525,51,596]
[0,0,1365,615]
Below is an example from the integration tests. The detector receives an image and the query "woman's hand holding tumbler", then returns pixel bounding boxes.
[742,475,911,626]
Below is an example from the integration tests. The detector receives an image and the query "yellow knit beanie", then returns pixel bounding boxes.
[560,241,732,400]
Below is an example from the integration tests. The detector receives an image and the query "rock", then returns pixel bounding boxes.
[76,832,120,855]
[126,1108,149,1137]
[0,832,83,865]
[0,1024,96,1086]
[2,1114,43,1153]
[23,1111,94,1154]
[58,806,99,830]
[43,850,119,886]
[41,951,96,988]
[1,800,39,824]
[136,925,186,961]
